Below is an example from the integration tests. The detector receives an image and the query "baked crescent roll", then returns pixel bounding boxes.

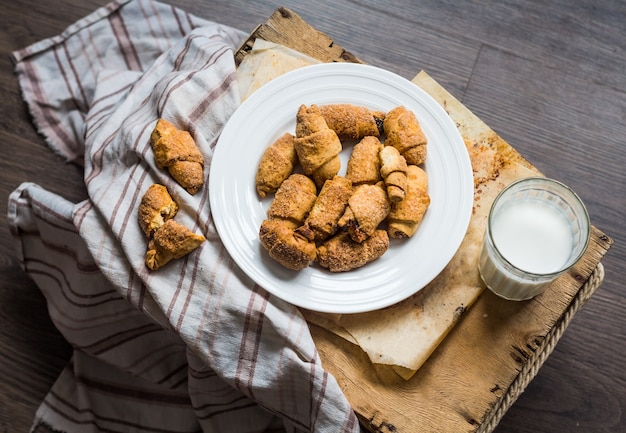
[138,184,178,237]
[338,182,390,243]
[346,136,383,186]
[318,104,385,140]
[266,174,318,225]
[150,118,204,194]
[387,165,430,239]
[380,145,408,203]
[317,230,389,272]
[255,132,298,198]
[383,106,428,166]
[294,104,342,188]
[296,175,353,242]
[145,219,205,270]
[259,219,317,271]
[261,173,318,270]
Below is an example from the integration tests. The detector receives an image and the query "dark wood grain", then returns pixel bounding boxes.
[1,1,623,432]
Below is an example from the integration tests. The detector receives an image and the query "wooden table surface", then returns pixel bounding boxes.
[1,1,624,432]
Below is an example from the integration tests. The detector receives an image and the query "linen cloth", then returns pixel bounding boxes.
[8,0,359,432]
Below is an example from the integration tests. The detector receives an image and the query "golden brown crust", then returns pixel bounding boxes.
[138,184,179,237]
[380,145,408,203]
[317,230,389,272]
[166,160,204,195]
[387,165,430,239]
[293,104,342,188]
[318,104,385,139]
[259,219,317,271]
[266,174,318,225]
[145,219,206,270]
[338,182,390,243]
[255,132,298,198]
[346,136,383,186]
[383,106,427,166]
[150,118,205,194]
[261,173,320,270]
[296,175,353,242]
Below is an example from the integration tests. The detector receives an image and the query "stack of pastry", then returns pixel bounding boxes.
[256,103,430,272]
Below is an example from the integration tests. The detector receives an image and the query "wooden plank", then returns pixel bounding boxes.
[234,7,363,65]
[312,232,610,433]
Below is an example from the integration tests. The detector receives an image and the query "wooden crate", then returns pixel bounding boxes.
[235,8,613,432]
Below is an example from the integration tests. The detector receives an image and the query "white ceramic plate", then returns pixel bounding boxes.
[210,63,473,314]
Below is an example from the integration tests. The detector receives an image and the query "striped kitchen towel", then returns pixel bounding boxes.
[8,1,359,432]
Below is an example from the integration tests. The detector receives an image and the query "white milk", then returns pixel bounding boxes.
[479,199,575,300]
[492,200,573,274]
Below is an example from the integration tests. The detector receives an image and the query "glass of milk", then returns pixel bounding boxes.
[478,177,590,301]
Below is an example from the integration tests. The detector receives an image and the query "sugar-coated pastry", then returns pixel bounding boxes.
[346,136,383,186]
[296,175,353,242]
[338,182,390,243]
[150,118,204,194]
[383,106,427,166]
[259,219,317,271]
[317,230,389,272]
[266,173,318,225]
[319,103,385,140]
[138,184,178,237]
[260,173,318,270]
[380,145,408,203]
[255,132,298,198]
[293,104,342,189]
[145,220,205,270]
[387,165,430,239]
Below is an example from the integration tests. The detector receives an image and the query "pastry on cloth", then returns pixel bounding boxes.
[145,220,206,270]
[338,182,390,243]
[386,165,430,238]
[380,145,408,203]
[150,118,205,194]
[260,174,318,270]
[317,230,389,272]
[345,136,383,186]
[255,132,298,198]
[138,184,178,237]
[318,103,385,140]
[296,175,353,242]
[383,106,428,166]
[294,104,342,188]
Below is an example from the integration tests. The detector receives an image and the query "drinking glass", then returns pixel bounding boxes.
[478,177,590,301]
